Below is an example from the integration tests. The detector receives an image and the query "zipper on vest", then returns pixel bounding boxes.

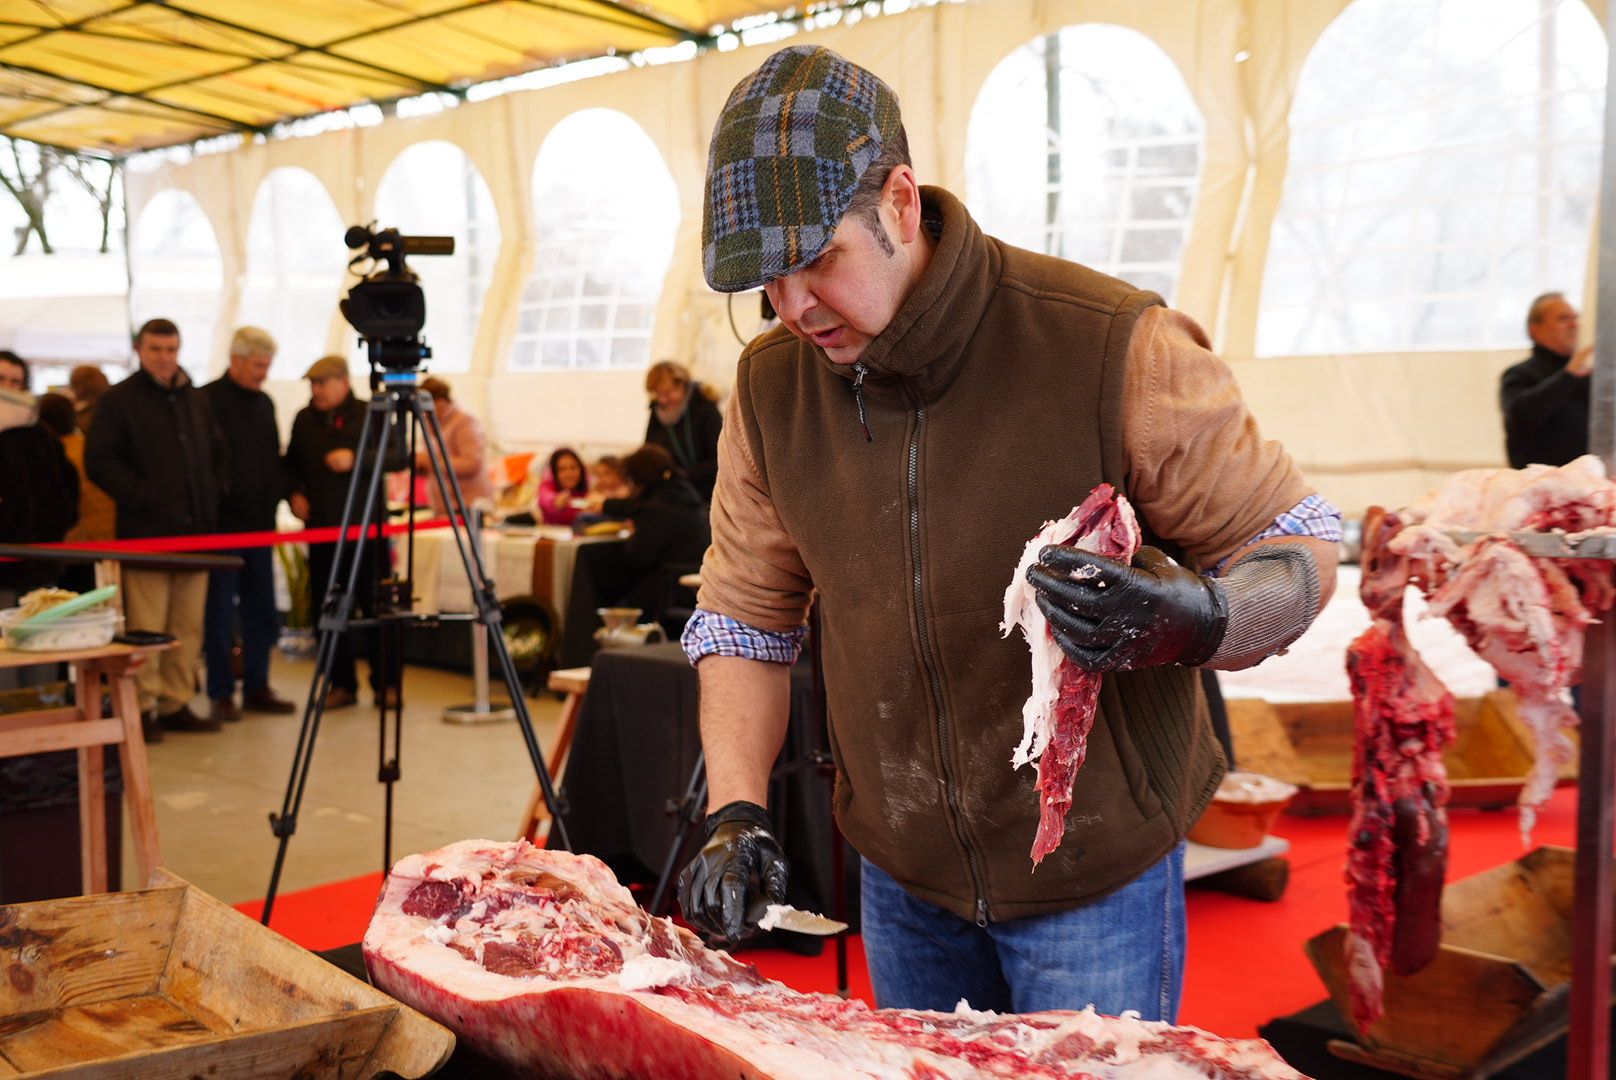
[850,363,873,443]
[905,396,991,926]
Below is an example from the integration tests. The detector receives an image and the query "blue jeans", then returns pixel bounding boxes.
[860,845,1186,1020]
[203,546,280,700]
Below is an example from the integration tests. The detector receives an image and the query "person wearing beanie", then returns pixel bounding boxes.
[677,45,1342,1020]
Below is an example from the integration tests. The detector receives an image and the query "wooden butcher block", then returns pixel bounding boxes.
[0,869,453,1078]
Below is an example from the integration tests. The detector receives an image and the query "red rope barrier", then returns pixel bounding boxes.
[24,517,459,555]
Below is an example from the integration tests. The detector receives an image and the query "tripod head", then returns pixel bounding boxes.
[340,223,455,374]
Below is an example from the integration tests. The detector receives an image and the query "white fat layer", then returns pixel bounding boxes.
[617,954,695,992]
[1001,509,1085,768]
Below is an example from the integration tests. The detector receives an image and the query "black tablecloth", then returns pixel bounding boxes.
[555,641,854,926]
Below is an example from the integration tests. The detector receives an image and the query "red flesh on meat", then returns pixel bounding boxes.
[1343,509,1457,1030]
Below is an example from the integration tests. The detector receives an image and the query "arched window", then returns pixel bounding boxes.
[129,189,223,370]
[965,24,1205,302]
[238,167,348,380]
[370,142,500,374]
[512,109,680,372]
[1259,0,1606,355]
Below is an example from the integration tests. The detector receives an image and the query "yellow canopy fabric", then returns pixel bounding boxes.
[0,0,775,155]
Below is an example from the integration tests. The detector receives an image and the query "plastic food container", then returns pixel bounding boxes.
[0,605,120,652]
[1187,770,1298,849]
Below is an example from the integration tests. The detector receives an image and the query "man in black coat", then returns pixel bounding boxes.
[283,356,403,709]
[0,352,80,693]
[1500,292,1593,468]
[85,319,225,735]
[643,360,722,502]
[201,327,297,724]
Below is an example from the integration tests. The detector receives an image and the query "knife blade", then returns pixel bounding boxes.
[746,898,848,936]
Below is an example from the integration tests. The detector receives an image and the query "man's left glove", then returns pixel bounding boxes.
[1027,545,1228,671]
[677,799,789,943]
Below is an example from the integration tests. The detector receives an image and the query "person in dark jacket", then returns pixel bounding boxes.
[589,444,711,619]
[0,360,78,590]
[1500,291,1592,468]
[0,355,79,692]
[283,356,403,710]
[643,360,722,502]
[201,327,297,724]
[85,319,225,736]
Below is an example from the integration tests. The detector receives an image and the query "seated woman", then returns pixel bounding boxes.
[584,444,710,622]
[537,447,590,525]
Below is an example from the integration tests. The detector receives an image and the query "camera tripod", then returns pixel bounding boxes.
[260,368,571,925]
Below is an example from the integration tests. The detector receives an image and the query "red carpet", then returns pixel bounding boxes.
[238,785,1579,1041]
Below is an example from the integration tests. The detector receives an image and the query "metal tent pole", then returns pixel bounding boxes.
[1568,29,1616,1077]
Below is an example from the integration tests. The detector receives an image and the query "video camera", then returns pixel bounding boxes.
[340,224,455,370]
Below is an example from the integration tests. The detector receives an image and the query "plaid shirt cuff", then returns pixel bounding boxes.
[1215,493,1343,573]
[681,609,807,666]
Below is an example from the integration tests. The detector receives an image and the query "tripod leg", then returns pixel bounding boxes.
[414,395,573,851]
[651,750,707,916]
[264,399,392,925]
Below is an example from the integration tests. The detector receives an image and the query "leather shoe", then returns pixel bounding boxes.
[141,709,165,744]
[323,686,358,710]
[158,705,222,734]
[242,687,297,714]
[210,697,242,723]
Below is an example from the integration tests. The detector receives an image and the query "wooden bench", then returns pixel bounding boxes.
[0,641,171,894]
[518,666,590,843]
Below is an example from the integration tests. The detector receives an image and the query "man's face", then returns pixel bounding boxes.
[652,378,687,413]
[1530,298,1579,356]
[0,359,24,392]
[762,167,929,366]
[229,351,273,391]
[310,375,349,411]
[136,332,182,383]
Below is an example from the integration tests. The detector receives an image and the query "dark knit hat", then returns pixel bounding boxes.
[702,45,903,293]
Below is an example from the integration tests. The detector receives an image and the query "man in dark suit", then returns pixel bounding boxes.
[1500,292,1593,468]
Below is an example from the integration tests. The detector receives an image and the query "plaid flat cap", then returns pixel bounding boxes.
[703,45,903,293]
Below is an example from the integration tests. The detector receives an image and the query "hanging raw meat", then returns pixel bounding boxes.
[1391,454,1616,840]
[363,840,1309,1080]
[1001,484,1142,865]
[1342,508,1457,1030]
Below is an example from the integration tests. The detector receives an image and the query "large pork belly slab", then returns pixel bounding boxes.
[364,840,1308,1079]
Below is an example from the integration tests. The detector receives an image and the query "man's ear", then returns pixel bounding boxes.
[883,164,923,244]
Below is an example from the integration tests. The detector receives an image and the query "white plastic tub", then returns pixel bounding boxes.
[0,605,120,652]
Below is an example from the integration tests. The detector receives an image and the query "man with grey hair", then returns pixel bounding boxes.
[202,326,296,723]
[1500,291,1593,469]
[676,45,1341,1020]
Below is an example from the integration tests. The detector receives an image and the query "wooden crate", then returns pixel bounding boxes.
[1227,689,1575,814]
[1306,846,1591,1079]
[0,869,453,1078]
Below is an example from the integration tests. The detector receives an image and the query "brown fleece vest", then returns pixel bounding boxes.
[731,188,1224,922]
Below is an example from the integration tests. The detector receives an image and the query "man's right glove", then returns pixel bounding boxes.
[677,799,789,943]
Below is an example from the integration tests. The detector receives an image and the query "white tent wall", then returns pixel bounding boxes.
[122,0,1611,517]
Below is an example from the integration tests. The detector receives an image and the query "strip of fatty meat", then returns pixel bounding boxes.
[1415,536,1589,843]
[1342,508,1457,1031]
[364,840,1309,1080]
[1001,484,1142,866]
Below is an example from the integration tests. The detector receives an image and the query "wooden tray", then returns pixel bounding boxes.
[1227,690,1574,814]
[1306,846,1602,1079]
[0,869,453,1078]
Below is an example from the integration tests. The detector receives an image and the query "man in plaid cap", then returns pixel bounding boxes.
[679,44,1340,1018]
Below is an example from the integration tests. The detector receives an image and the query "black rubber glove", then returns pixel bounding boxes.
[1026,545,1228,672]
[676,799,789,943]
